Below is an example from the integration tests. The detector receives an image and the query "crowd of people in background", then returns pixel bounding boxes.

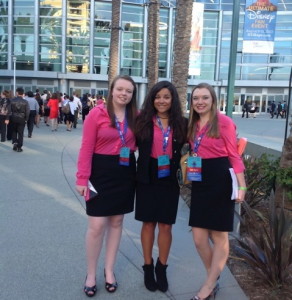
[0,87,106,152]
[241,100,287,119]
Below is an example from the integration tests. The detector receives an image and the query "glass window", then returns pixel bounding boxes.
[93,1,111,75]
[159,8,169,77]
[195,0,220,10]
[121,4,144,76]
[191,11,219,80]
[39,0,62,71]
[13,0,35,70]
[66,0,90,73]
[0,0,8,69]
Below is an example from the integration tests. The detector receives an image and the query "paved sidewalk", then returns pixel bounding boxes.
[233,113,286,152]
[0,119,256,300]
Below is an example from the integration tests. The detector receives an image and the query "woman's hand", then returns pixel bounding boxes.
[76,185,88,197]
[235,189,246,204]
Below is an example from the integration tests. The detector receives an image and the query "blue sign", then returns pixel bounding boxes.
[243,0,278,54]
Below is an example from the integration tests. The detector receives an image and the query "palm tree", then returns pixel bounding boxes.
[172,0,193,113]
[147,0,160,91]
[108,0,121,89]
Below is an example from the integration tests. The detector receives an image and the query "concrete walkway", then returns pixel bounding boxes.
[1,113,283,299]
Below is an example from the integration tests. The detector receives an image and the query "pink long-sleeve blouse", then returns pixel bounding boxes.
[189,113,245,174]
[76,105,136,186]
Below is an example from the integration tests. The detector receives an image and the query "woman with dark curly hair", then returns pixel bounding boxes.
[135,81,187,293]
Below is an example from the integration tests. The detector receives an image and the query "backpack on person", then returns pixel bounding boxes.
[61,102,70,114]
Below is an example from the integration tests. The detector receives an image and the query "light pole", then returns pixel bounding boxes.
[12,56,16,96]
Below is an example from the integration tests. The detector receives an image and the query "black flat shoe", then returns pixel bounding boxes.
[84,276,97,297]
[104,269,118,293]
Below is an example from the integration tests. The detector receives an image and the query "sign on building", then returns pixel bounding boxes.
[243,0,278,54]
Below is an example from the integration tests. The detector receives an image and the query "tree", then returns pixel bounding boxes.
[108,0,121,90]
[147,0,160,91]
[172,0,193,113]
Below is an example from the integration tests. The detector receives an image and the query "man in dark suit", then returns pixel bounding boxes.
[10,87,30,152]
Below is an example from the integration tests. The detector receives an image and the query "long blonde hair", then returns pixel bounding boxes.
[187,83,219,141]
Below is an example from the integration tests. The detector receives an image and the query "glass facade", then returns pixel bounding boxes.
[39,0,62,72]
[0,0,292,111]
[14,0,35,70]
[0,0,9,69]
[121,4,144,76]
[66,0,90,73]
[94,1,111,75]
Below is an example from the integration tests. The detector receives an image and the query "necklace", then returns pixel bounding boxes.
[157,115,169,119]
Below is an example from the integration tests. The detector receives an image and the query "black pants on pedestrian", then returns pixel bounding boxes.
[73,109,78,128]
[242,110,249,118]
[11,117,26,148]
[27,110,36,137]
[0,115,8,142]
[6,117,12,140]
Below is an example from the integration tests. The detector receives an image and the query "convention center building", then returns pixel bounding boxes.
[0,0,291,112]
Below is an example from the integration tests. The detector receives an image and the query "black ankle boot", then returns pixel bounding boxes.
[155,257,168,292]
[142,259,157,291]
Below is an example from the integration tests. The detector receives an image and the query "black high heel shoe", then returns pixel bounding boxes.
[84,276,97,297]
[190,283,219,300]
[104,269,118,293]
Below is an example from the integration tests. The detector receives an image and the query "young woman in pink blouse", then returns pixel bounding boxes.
[188,83,246,300]
[76,75,137,297]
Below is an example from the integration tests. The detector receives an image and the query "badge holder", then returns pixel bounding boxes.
[119,146,130,166]
[158,154,170,178]
[187,155,202,182]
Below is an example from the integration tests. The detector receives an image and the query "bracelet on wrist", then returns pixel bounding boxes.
[238,186,247,191]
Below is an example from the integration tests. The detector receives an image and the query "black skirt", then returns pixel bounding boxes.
[86,153,136,217]
[135,157,180,225]
[189,157,235,232]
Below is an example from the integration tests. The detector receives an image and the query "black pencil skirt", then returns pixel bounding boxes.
[135,157,180,225]
[86,153,136,217]
[189,157,235,232]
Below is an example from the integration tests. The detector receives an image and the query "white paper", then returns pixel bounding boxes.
[229,168,238,200]
[88,181,98,194]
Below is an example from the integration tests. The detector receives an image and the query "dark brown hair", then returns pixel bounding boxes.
[135,80,186,143]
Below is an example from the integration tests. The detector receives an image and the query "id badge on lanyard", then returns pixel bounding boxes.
[187,125,208,182]
[156,116,171,178]
[187,155,202,181]
[115,115,130,166]
[158,154,170,178]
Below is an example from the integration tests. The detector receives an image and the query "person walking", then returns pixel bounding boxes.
[187,83,246,300]
[241,101,249,118]
[72,92,82,128]
[10,87,30,152]
[81,93,90,122]
[276,101,283,118]
[47,93,59,131]
[35,92,43,127]
[41,90,50,126]
[270,101,276,118]
[0,90,12,142]
[76,75,137,298]
[25,91,39,138]
[282,101,287,119]
[135,81,187,293]
[64,95,77,131]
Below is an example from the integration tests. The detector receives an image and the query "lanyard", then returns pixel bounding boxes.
[156,116,171,154]
[115,114,128,147]
[193,124,208,156]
